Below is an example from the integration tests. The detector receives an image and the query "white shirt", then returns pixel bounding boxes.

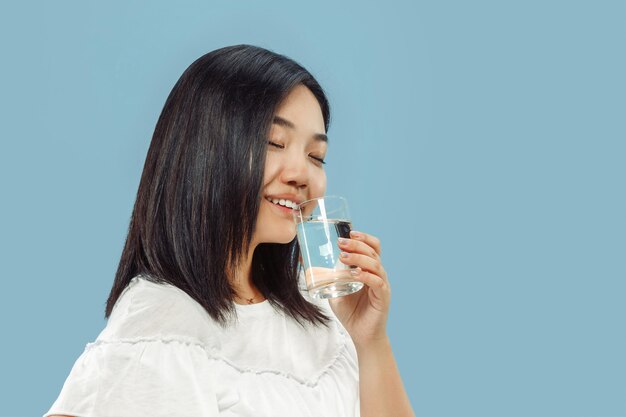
[44,275,360,417]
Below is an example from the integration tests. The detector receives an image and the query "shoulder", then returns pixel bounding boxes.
[45,276,224,417]
[97,275,218,347]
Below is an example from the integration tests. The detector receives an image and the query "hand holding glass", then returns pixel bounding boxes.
[293,196,364,299]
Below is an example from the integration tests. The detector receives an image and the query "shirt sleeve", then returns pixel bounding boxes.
[44,338,221,417]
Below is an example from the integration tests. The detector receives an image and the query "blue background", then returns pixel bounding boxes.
[1,1,625,416]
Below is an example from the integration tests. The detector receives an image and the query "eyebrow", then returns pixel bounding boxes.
[272,115,328,143]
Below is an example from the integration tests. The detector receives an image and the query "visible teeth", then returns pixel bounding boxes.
[267,198,296,209]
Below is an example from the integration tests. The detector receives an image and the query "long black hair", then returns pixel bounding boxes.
[105,44,331,327]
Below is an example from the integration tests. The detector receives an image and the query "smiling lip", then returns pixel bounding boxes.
[265,194,304,205]
[266,198,297,215]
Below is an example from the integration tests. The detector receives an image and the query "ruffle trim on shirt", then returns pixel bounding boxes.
[86,334,354,388]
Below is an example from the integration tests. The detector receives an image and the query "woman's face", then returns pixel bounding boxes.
[254,84,328,245]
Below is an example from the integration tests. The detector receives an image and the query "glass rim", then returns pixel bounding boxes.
[295,195,348,210]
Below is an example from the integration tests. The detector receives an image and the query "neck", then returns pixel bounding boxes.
[230,240,263,302]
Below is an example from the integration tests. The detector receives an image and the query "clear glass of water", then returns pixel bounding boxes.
[293,196,364,299]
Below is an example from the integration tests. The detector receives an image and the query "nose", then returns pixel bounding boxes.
[279,152,309,190]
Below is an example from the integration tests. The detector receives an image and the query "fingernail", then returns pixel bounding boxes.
[350,231,361,239]
[338,238,347,245]
[340,252,349,258]
[350,268,360,276]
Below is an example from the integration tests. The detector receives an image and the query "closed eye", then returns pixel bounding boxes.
[309,155,326,165]
[267,141,326,166]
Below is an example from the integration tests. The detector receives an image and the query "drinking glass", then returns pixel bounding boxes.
[293,196,364,299]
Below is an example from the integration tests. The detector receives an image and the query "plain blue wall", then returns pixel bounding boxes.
[1,1,624,416]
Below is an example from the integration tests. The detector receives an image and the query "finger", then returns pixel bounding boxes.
[340,251,385,278]
[351,269,391,310]
[351,268,387,290]
[337,237,380,260]
[349,230,381,256]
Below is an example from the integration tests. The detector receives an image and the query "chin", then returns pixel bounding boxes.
[274,231,297,244]
[260,227,297,245]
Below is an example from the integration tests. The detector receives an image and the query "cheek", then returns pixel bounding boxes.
[263,155,278,184]
[311,170,327,197]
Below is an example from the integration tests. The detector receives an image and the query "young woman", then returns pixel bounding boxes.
[45,44,415,417]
